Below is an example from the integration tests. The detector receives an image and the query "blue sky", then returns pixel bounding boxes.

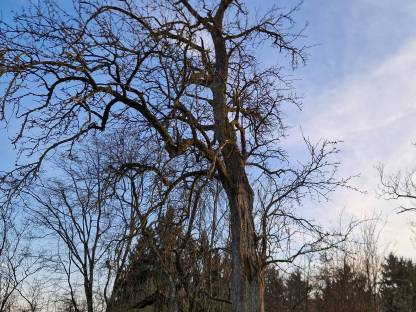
[1,0,416,256]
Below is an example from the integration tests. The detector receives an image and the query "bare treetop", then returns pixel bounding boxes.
[0,0,304,190]
[0,1,349,311]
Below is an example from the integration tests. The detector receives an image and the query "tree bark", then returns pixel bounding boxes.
[259,270,265,312]
[84,279,94,312]
[225,178,261,312]
[210,22,262,312]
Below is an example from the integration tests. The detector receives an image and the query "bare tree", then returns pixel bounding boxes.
[0,1,351,310]
[378,164,416,213]
[255,157,358,310]
[18,278,46,312]
[358,212,385,312]
[0,206,40,312]
[23,143,117,312]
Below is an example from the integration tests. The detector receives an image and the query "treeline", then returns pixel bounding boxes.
[264,253,416,312]
[106,208,416,312]
[109,215,416,312]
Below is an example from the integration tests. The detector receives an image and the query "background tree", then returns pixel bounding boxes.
[108,208,232,312]
[378,164,416,213]
[314,262,372,312]
[0,205,41,312]
[285,270,311,312]
[379,253,416,312]
[263,267,286,311]
[358,214,385,312]
[18,278,45,312]
[23,143,118,312]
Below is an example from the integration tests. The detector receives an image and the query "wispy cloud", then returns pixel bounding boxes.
[289,39,416,257]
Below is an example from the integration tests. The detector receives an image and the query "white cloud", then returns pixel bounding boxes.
[289,39,416,258]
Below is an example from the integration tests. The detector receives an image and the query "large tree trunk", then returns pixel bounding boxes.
[210,15,262,310]
[84,279,94,312]
[211,93,263,310]
[223,163,261,312]
[211,90,262,311]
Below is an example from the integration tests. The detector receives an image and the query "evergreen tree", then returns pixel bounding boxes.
[315,263,372,312]
[379,253,416,312]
